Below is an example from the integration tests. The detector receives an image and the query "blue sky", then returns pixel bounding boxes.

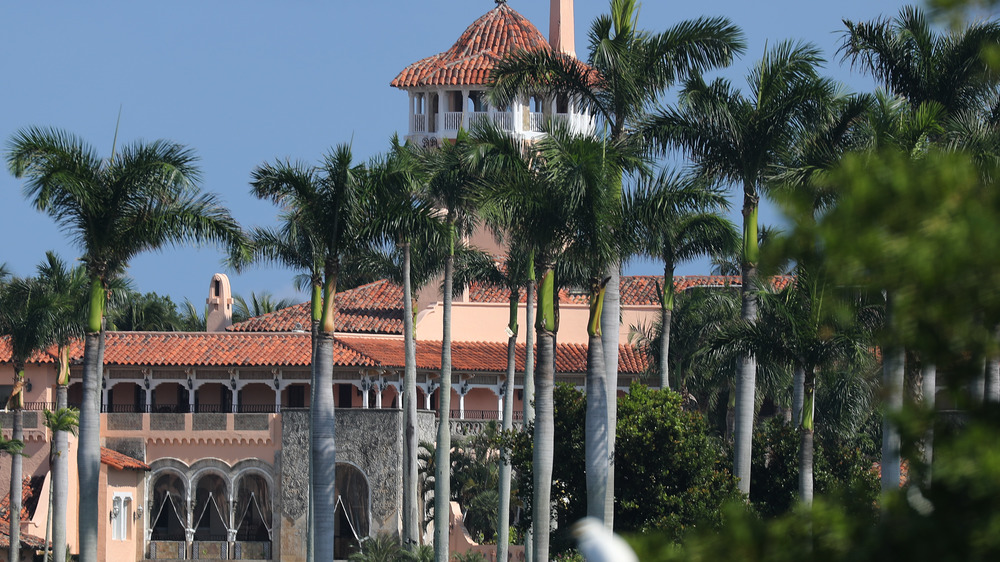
[1,0,911,307]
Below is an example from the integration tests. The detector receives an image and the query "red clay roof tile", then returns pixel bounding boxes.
[101,447,150,471]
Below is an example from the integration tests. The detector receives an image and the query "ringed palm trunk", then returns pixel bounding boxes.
[53,356,70,562]
[585,282,609,523]
[792,366,805,426]
[659,265,676,390]
[402,243,420,548]
[734,191,759,495]
[523,258,535,561]
[78,278,105,562]
[599,266,619,527]
[433,238,455,562]
[307,281,321,562]
[496,289,518,562]
[922,363,936,485]
[798,365,816,506]
[313,268,339,562]
[881,294,904,493]
[10,367,24,562]
[532,265,557,562]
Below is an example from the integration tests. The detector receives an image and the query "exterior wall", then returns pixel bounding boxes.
[104,467,144,562]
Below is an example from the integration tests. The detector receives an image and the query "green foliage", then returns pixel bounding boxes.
[749,418,878,518]
[347,533,401,562]
[629,414,1000,562]
[512,384,740,550]
[451,552,488,562]
[107,291,185,331]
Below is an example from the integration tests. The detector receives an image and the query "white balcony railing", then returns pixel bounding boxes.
[443,112,463,131]
[412,114,426,133]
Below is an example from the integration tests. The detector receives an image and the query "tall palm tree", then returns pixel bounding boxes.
[6,126,245,562]
[360,142,444,549]
[250,144,366,562]
[624,170,739,389]
[0,276,58,562]
[489,0,745,524]
[416,132,481,562]
[231,291,296,323]
[476,121,608,562]
[839,8,1000,488]
[0,429,26,561]
[32,253,86,562]
[642,41,835,494]
[42,407,79,562]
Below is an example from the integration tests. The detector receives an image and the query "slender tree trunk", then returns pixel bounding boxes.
[53,385,68,562]
[985,334,999,402]
[972,360,986,404]
[792,366,805,427]
[497,289,519,562]
[734,192,759,495]
[314,268,338,562]
[599,265,619,527]
[659,265,675,390]
[44,470,52,562]
[922,363,936,485]
[434,245,455,562]
[881,295,904,493]
[798,366,815,506]
[523,265,535,562]
[585,282,609,523]
[402,244,420,548]
[307,281,321,562]
[10,407,22,562]
[532,266,557,562]
[77,328,102,562]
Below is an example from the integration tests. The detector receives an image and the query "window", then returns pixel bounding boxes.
[111,493,132,540]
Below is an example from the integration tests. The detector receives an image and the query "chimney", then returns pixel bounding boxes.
[549,0,576,58]
[206,273,233,332]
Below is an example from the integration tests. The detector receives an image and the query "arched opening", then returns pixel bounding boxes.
[152,382,189,413]
[150,473,187,541]
[192,473,229,541]
[334,463,370,560]
[234,473,272,542]
[108,381,144,413]
[195,382,232,413]
[239,383,276,413]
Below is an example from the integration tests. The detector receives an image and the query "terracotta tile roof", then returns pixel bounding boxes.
[391,3,585,88]
[339,337,646,375]
[468,275,797,305]
[0,476,47,550]
[1,333,375,368]
[101,447,150,471]
[228,279,403,335]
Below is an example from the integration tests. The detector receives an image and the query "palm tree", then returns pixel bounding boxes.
[642,41,835,494]
[42,407,79,562]
[6,127,245,562]
[624,170,739,389]
[360,142,444,549]
[0,275,58,562]
[416,132,482,562]
[476,121,608,562]
[489,0,745,524]
[839,8,1000,488]
[250,144,366,562]
[231,292,296,322]
[0,429,26,561]
[32,253,86,562]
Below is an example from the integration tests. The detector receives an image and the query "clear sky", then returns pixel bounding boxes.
[1,0,912,307]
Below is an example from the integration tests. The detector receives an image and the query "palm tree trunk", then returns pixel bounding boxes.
[314,268,338,562]
[523,263,535,562]
[985,332,999,402]
[402,243,420,548]
[585,282,609,524]
[307,280,321,562]
[10,408,22,562]
[792,366,805,426]
[798,366,815,506]
[734,193,759,495]
[434,245,454,562]
[532,266,557,562]
[77,328,102,562]
[881,294,904,493]
[53,385,68,562]
[922,363,936,485]
[599,265,619,527]
[497,290,518,562]
[659,265,676,390]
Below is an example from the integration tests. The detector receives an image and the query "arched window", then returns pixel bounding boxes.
[150,473,186,541]
[192,474,229,541]
[234,473,272,541]
[333,463,370,559]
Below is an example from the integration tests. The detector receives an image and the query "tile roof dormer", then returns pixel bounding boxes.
[391,2,552,88]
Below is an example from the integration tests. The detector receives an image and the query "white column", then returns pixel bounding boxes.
[424,387,432,410]
[188,386,196,413]
[462,89,470,129]
[362,379,370,410]
[101,387,109,412]
[375,379,384,409]
[459,392,466,420]
[144,388,152,413]
[231,387,239,413]
[275,386,282,413]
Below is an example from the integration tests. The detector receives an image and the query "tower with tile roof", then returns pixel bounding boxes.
[390,0,593,147]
